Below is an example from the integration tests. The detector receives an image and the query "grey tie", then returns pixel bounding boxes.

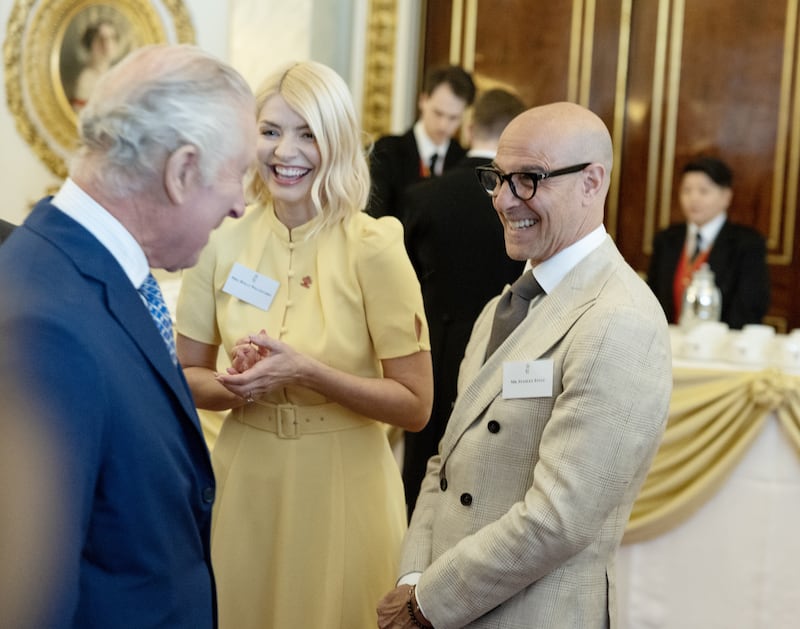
[485,272,543,358]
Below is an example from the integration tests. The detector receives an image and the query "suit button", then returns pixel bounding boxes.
[202,487,215,504]
[440,478,448,491]
[487,420,500,433]
[460,493,472,506]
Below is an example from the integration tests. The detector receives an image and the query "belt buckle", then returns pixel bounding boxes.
[277,405,300,439]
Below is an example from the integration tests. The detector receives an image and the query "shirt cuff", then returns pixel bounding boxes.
[397,572,428,620]
[397,571,421,586]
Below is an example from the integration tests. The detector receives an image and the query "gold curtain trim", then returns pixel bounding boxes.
[624,367,800,543]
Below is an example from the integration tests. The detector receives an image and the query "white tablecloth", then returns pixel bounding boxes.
[616,412,800,628]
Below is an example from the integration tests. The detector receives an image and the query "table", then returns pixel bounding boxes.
[616,356,800,628]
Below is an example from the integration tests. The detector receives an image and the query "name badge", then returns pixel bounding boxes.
[222,262,279,311]
[502,359,553,399]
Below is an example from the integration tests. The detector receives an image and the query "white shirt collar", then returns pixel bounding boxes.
[51,178,150,288]
[690,213,727,252]
[466,148,496,160]
[413,120,450,166]
[525,225,608,294]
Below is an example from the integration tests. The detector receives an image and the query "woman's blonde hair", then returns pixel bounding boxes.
[246,61,370,231]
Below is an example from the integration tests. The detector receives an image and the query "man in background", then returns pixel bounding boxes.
[399,88,526,518]
[0,44,256,628]
[647,155,769,328]
[367,65,476,219]
[378,102,672,628]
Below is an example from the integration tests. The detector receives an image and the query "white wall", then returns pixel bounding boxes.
[229,0,362,92]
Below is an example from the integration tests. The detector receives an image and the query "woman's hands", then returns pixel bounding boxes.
[208,330,432,430]
[216,330,305,402]
[228,329,269,373]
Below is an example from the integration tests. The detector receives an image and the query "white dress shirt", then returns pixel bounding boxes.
[413,120,449,176]
[51,178,150,290]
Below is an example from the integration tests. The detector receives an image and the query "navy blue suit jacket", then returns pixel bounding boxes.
[0,201,216,628]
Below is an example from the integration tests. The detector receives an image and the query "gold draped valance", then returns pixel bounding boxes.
[624,366,800,543]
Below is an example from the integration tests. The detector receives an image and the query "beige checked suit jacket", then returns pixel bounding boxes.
[400,237,672,629]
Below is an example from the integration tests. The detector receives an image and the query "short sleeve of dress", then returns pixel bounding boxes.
[354,214,430,359]
[175,233,221,347]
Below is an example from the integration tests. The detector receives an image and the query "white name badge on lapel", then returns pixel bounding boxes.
[502,359,554,399]
[222,262,279,311]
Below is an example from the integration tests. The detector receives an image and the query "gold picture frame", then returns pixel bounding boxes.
[4,0,195,178]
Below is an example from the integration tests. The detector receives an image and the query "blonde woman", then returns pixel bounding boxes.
[176,61,432,628]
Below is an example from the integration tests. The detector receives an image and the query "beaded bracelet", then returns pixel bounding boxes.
[407,585,433,628]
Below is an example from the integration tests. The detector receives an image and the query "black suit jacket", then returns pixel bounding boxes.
[647,220,770,329]
[367,128,466,219]
[399,156,524,516]
[0,218,15,245]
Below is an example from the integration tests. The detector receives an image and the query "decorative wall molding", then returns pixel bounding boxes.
[361,0,396,142]
[3,0,194,178]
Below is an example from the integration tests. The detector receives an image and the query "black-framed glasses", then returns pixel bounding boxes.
[475,163,591,200]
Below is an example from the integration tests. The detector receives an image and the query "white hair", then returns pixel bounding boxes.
[72,44,254,197]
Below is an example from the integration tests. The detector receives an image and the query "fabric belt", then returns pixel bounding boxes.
[233,401,372,439]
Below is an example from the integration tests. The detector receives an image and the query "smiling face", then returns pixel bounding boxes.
[256,94,321,225]
[491,103,610,264]
[418,84,469,146]
[679,171,732,227]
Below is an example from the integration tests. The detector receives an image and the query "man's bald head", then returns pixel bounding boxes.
[492,102,613,264]
[504,101,613,192]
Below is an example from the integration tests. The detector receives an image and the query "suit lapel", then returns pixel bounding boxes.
[104,280,199,419]
[402,131,423,180]
[706,219,732,266]
[27,203,202,431]
[439,238,621,459]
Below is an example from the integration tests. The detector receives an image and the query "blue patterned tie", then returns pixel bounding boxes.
[138,272,177,365]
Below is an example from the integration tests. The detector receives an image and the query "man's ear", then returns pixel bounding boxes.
[163,145,200,205]
[722,187,733,207]
[582,163,606,200]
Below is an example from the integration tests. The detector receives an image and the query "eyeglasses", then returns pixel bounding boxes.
[475,163,591,200]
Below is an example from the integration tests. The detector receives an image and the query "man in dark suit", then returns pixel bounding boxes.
[399,88,526,518]
[647,156,770,329]
[367,65,476,219]
[0,44,256,628]
[0,218,14,244]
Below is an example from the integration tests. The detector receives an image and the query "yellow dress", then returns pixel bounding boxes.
[176,204,429,629]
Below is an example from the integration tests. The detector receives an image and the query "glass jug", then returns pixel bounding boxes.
[679,263,722,328]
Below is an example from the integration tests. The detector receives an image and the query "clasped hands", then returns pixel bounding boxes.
[215,329,300,403]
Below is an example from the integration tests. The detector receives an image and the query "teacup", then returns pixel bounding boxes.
[726,329,772,365]
[770,335,800,371]
[679,321,729,361]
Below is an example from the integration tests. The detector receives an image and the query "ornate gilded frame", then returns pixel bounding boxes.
[4,0,195,178]
[361,0,396,140]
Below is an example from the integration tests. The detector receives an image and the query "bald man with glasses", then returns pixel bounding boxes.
[378,102,672,629]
